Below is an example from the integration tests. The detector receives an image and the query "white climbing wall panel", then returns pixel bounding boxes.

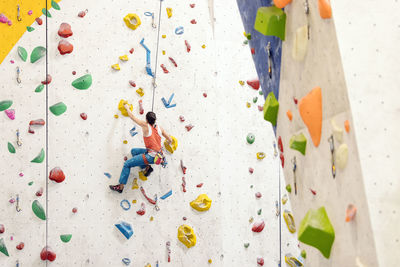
[0,0,300,266]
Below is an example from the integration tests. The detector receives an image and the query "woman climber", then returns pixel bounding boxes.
[109,104,173,193]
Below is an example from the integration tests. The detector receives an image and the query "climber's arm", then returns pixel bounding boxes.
[124,104,147,127]
[161,127,173,144]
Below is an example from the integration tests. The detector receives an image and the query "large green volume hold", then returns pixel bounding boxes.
[263,91,279,126]
[254,6,286,40]
[0,238,9,256]
[30,46,46,63]
[49,102,67,116]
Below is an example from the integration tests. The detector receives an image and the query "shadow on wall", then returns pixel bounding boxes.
[236,0,282,100]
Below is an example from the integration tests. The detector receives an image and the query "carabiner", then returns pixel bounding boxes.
[16,67,21,84]
[16,129,22,147]
[17,5,22,21]
[16,194,22,212]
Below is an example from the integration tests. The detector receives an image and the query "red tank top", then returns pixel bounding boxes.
[143,124,162,152]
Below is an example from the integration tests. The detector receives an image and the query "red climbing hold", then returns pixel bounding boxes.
[0,224,4,233]
[278,136,283,153]
[160,64,169,74]
[35,17,43,25]
[258,105,263,111]
[185,124,194,131]
[139,100,144,115]
[58,23,73,38]
[280,153,285,168]
[129,48,134,54]
[310,189,317,195]
[140,187,156,205]
[129,80,136,87]
[72,207,78,213]
[168,57,177,67]
[182,177,187,193]
[249,167,254,174]
[257,257,265,266]
[180,160,187,174]
[190,4,195,8]
[40,246,56,261]
[251,48,255,55]
[16,242,24,250]
[196,183,203,188]
[183,216,187,220]
[58,40,73,55]
[255,192,262,198]
[247,79,260,90]
[185,40,191,53]
[293,97,298,104]
[190,19,197,24]
[36,187,43,197]
[78,10,87,18]
[80,113,87,120]
[29,119,45,134]
[136,203,146,216]
[251,221,265,233]
[203,93,207,98]
[179,116,185,122]
[124,156,128,161]
[49,167,65,183]
[41,74,52,85]
[72,71,76,75]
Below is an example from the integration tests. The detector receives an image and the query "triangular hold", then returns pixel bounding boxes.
[299,87,322,147]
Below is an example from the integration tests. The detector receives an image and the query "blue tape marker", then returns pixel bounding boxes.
[120,199,131,211]
[160,190,172,200]
[175,26,184,35]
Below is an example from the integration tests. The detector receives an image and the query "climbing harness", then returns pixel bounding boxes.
[16,129,22,146]
[144,12,157,28]
[292,156,297,195]
[16,194,21,212]
[16,67,21,83]
[17,5,22,21]
[328,135,336,178]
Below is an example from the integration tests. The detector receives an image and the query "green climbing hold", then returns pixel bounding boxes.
[50,102,67,116]
[32,200,46,220]
[286,184,292,193]
[253,96,258,103]
[254,6,286,40]
[30,46,46,63]
[0,100,13,111]
[60,234,72,243]
[246,133,255,144]
[257,209,262,215]
[72,74,92,90]
[244,243,250,248]
[42,8,52,17]
[301,249,307,259]
[259,91,263,95]
[27,26,35,32]
[0,238,9,257]
[263,91,279,126]
[298,207,335,259]
[7,142,15,154]
[35,84,44,93]
[28,181,34,186]
[18,46,28,62]
[289,133,307,155]
[51,0,60,10]
[31,148,45,163]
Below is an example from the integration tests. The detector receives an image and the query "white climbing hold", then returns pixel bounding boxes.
[292,25,308,61]
[330,119,343,143]
[336,143,348,169]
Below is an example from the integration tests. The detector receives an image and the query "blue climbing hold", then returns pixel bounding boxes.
[115,221,133,239]
[160,190,172,200]
[104,172,111,179]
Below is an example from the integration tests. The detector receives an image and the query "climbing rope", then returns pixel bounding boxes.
[45,0,49,266]
[151,0,163,112]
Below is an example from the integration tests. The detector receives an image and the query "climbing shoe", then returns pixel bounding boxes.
[109,184,123,193]
[143,165,154,177]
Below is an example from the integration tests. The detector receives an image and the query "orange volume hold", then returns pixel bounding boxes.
[299,87,323,147]
[273,0,292,8]
[318,0,332,19]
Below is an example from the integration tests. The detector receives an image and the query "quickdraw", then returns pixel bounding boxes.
[292,156,297,195]
[328,135,336,178]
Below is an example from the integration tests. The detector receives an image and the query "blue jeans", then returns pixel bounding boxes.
[119,148,154,185]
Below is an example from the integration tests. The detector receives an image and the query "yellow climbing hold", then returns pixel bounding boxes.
[190,194,212,212]
[136,88,144,97]
[123,140,128,144]
[202,44,206,49]
[162,34,166,39]
[111,64,120,70]
[164,136,178,154]
[166,8,172,18]
[239,80,245,86]
[246,102,251,108]
[132,178,139,190]
[283,210,296,233]
[132,199,137,204]
[138,171,147,181]
[123,13,141,30]
[118,99,133,117]
[114,114,119,119]
[144,264,151,267]
[162,50,166,55]
[119,55,129,61]
[257,152,266,160]
[208,259,212,264]
[150,216,154,221]
[177,225,196,248]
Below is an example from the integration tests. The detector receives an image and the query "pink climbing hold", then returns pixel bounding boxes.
[129,80,136,87]
[78,10,87,18]
[36,187,43,197]
[185,124,194,131]
[203,93,207,98]
[9,198,15,204]
[185,40,191,53]
[190,4,195,8]
[255,192,262,198]
[40,246,56,261]
[129,48,134,54]
[251,220,265,233]
[10,60,14,64]
[257,257,264,266]
[190,19,197,24]
[139,100,144,115]
[179,115,185,122]
[160,64,169,74]
[16,242,24,250]
[58,23,73,38]
[72,207,78,213]
[7,20,12,26]
[36,17,43,25]
[136,203,146,216]
[247,79,260,90]
[0,14,8,23]
[49,167,65,183]
[58,40,74,55]
[0,224,4,233]
[72,71,76,75]
[19,173,24,177]
[249,167,254,174]
[258,105,263,111]
[80,113,87,120]
[41,74,52,85]
[28,10,33,15]
[5,109,15,120]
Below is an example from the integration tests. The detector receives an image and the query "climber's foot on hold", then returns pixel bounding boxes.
[109,184,124,193]
[144,165,153,177]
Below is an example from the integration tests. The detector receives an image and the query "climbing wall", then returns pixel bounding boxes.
[0,0,300,266]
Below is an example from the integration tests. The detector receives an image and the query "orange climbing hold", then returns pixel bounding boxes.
[299,87,322,147]
[273,0,292,8]
[318,0,332,19]
[286,110,293,121]
[344,120,350,133]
